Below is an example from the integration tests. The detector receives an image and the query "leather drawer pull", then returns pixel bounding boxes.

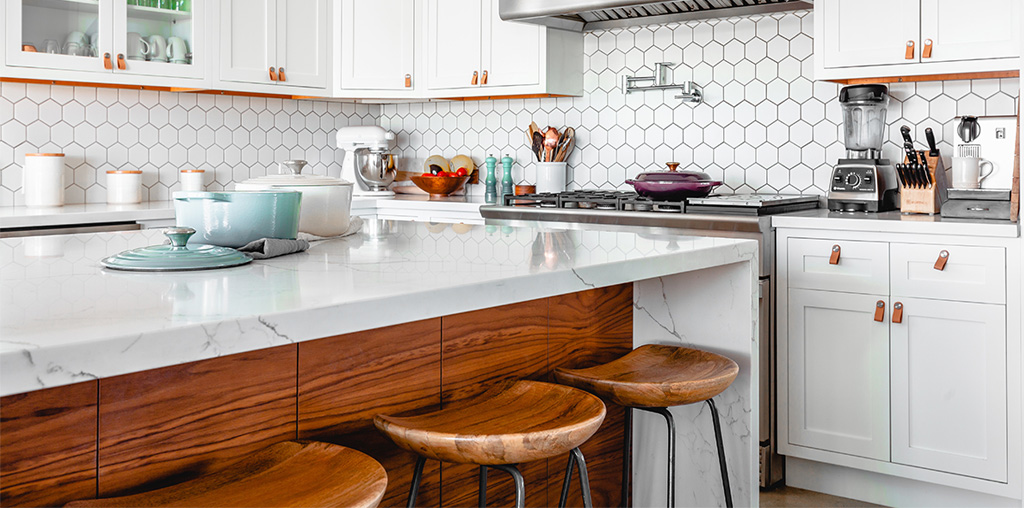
[874,300,885,322]
[405,74,412,88]
[829,244,841,265]
[934,250,949,270]
[922,39,933,58]
[103,53,113,70]
[892,302,903,324]
[269,67,278,81]
[278,67,286,82]
[116,54,126,70]
[481,70,488,85]
[905,40,915,59]
[471,71,478,85]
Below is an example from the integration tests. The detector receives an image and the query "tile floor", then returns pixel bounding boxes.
[761,486,884,507]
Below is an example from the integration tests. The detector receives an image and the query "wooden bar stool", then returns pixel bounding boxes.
[374,380,606,508]
[554,344,739,508]
[65,441,388,508]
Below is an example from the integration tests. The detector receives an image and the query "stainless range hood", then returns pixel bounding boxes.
[499,0,814,32]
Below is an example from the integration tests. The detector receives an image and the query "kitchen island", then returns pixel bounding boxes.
[0,220,758,507]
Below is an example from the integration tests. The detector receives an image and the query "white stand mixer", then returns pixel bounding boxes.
[336,125,397,197]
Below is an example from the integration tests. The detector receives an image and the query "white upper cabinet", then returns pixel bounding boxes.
[425,0,483,91]
[338,0,415,92]
[483,0,540,88]
[815,0,1021,80]
[4,0,206,86]
[216,0,329,92]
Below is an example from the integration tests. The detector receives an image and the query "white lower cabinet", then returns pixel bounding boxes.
[779,229,1017,499]
[890,297,1007,481]
[788,289,890,461]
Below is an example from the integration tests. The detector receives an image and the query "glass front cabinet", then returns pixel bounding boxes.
[5,0,206,85]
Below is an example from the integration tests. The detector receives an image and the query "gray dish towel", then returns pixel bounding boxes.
[237,238,310,259]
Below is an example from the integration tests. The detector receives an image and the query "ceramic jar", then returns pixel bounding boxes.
[106,170,143,204]
[179,169,205,192]
[23,153,65,207]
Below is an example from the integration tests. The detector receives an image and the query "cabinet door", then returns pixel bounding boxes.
[5,0,110,74]
[339,0,414,90]
[788,289,890,461]
[276,0,328,89]
[111,0,204,79]
[820,0,920,68]
[921,0,1020,63]
[425,0,482,90]
[481,0,540,88]
[890,297,1006,481]
[220,0,276,85]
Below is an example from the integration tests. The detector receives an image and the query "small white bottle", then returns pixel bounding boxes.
[179,169,205,192]
[23,153,65,207]
[106,170,143,204]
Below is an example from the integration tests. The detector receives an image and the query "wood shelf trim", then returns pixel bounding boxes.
[829,70,1019,85]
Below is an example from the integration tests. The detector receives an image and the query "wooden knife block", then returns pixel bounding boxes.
[899,153,948,214]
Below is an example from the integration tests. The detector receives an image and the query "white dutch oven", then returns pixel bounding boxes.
[235,161,354,237]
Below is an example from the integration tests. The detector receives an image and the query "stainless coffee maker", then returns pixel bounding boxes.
[827,84,900,212]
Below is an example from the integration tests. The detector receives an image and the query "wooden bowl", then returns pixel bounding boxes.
[410,175,470,198]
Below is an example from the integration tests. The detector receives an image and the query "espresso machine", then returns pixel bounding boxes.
[827,85,900,212]
[336,125,397,197]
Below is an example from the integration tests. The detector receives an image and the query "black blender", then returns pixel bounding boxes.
[827,84,899,212]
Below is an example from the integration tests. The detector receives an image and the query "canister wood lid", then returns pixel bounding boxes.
[25,153,64,157]
[106,170,143,174]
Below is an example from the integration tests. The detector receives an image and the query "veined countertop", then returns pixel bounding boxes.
[0,220,756,396]
[772,209,1021,237]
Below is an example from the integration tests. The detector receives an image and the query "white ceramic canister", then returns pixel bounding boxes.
[535,161,567,194]
[179,169,205,192]
[106,170,143,204]
[23,153,65,207]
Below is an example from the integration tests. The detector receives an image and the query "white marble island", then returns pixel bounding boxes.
[0,220,758,507]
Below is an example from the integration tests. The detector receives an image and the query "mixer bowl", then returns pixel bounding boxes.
[357,151,397,191]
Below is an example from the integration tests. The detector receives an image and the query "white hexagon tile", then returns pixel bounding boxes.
[379,9,1017,195]
[1,9,1019,205]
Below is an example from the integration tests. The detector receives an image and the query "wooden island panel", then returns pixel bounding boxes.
[0,381,98,507]
[96,345,298,497]
[297,318,443,508]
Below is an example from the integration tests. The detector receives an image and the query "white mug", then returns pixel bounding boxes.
[64,31,87,47]
[166,36,188,63]
[63,41,86,56]
[43,39,60,54]
[951,157,994,189]
[127,32,150,60]
[147,35,167,62]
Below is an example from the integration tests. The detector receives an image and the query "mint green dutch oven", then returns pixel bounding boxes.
[173,190,302,248]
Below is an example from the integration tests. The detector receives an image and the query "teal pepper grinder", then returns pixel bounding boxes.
[500,155,514,200]
[484,155,498,204]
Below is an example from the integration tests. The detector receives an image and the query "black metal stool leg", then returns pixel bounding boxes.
[622,407,632,508]
[558,450,576,508]
[639,407,675,508]
[407,456,427,508]
[571,447,594,508]
[706,398,733,508]
[478,465,488,508]
[489,464,525,508]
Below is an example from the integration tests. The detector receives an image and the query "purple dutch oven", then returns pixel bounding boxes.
[624,162,723,200]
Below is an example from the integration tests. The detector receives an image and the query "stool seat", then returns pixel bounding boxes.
[65,441,387,508]
[374,380,605,465]
[553,344,739,408]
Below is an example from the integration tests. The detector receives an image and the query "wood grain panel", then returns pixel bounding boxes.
[0,381,98,507]
[548,285,634,508]
[298,319,442,508]
[441,298,551,507]
[97,345,297,497]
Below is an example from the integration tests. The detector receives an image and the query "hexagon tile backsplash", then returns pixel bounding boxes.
[1,9,1019,206]
[380,9,1018,195]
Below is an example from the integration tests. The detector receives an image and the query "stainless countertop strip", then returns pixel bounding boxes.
[479,205,770,233]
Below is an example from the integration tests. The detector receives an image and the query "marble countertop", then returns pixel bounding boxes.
[772,209,1021,237]
[0,220,756,396]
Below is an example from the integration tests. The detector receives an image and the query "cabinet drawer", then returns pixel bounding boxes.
[787,238,889,294]
[891,244,1005,304]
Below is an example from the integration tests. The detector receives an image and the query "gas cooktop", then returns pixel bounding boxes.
[502,191,819,216]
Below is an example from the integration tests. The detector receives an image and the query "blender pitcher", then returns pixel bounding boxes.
[839,84,889,159]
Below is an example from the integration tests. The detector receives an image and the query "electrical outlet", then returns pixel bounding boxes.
[995,128,1006,139]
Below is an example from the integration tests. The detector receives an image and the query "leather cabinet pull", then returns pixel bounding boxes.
[481,70,488,85]
[934,249,949,270]
[922,39,933,58]
[116,54,126,70]
[905,40,915,59]
[874,300,886,322]
[829,244,841,265]
[103,53,113,70]
[278,67,286,82]
[269,67,278,81]
[892,302,904,324]
[471,71,479,85]
[405,74,412,88]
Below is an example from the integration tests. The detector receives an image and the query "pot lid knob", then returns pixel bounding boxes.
[163,227,196,249]
[666,162,680,172]
[281,159,308,175]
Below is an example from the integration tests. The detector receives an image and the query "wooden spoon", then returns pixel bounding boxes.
[555,127,575,162]
[543,127,559,162]
[532,131,544,162]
